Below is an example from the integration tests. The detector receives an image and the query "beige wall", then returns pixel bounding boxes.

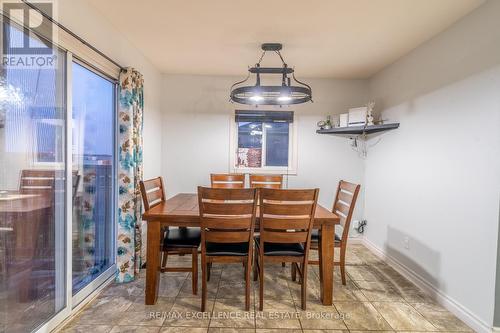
[365,1,500,330]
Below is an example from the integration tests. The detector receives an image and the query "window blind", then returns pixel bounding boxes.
[235,110,294,123]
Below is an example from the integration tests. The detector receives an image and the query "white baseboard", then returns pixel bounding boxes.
[492,327,500,333]
[362,237,492,333]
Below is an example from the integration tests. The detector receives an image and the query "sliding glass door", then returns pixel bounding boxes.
[0,22,67,332]
[1,10,117,333]
[71,61,115,297]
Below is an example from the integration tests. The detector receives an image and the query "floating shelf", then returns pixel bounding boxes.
[316,123,400,136]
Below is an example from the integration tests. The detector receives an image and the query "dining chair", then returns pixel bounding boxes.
[253,188,319,310]
[309,180,360,285]
[197,186,258,311]
[140,177,201,294]
[210,173,245,188]
[249,174,283,189]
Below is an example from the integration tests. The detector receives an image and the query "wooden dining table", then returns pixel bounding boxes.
[142,193,340,306]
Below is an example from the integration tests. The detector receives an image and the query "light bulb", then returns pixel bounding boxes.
[250,95,263,102]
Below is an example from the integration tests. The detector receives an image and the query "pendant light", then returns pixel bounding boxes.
[230,43,312,106]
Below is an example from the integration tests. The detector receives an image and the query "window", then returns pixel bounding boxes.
[231,111,297,174]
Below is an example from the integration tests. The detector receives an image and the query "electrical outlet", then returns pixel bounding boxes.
[403,237,410,250]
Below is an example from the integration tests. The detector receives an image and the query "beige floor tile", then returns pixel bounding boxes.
[163,298,214,327]
[346,265,386,281]
[298,303,347,330]
[334,301,392,331]
[110,326,161,333]
[117,310,167,326]
[210,297,255,328]
[302,330,349,333]
[354,280,404,302]
[127,296,175,312]
[76,296,133,325]
[410,302,448,313]
[332,280,368,302]
[60,325,113,333]
[161,327,208,332]
[414,305,472,331]
[158,276,187,297]
[209,328,254,333]
[372,301,436,331]
[256,298,300,329]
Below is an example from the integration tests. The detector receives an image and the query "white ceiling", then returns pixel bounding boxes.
[86,0,484,79]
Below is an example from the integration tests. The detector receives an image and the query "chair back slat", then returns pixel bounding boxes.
[20,169,56,193]
[140,177,166,211]
[333,180,361,237]
[210,174,245,188]
[249,174,283,189]
[198,186,257,247]
[259,188,319,244]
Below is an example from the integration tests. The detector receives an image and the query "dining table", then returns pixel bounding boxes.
[142,193,340,306]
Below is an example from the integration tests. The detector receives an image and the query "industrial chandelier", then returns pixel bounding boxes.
[230,43,312,106]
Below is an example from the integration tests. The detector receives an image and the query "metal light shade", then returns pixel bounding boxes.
[230,43,312,106]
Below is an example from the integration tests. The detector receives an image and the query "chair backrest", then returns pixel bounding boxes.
[249,174,283,189]
[139,177,166,211]
[72,172,80,200]
[20,169,56,194]
[333,180,361,241]
[210,173,245,189]
[259,188,319,246]
[198,187,258,249]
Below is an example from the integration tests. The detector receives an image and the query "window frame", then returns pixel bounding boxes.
[229,113,298,175]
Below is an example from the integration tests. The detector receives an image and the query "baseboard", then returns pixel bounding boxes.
[492,327,500,333]
[362,237,492,333]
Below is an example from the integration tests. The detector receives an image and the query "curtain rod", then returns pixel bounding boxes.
[22,0,126,71]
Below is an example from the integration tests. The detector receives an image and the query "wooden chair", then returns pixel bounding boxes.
[254,188,319,310]
[249,174,283,189]
[198,186,258,311]
[210,173,245,188]
[309,180,360,285]
[140,177,201,295]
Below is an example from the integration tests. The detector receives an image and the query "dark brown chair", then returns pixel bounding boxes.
[210,173,245,188]
[140,177,201,295]
[309,180,360,285]
[198,186,258,311]
[249,174,283,189]
[254,188,319,310]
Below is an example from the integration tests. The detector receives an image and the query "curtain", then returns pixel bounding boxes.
[116,68,144,283]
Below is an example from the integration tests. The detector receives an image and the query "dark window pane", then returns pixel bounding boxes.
[265,122,289,167]
[237,122,262,167]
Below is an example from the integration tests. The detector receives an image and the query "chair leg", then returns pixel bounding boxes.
[253,247,258,282]
[201,256,207,312]
[245,257,251,311]
[161,250,168,269]
[340,245,347,285]
[259,254,264,311]
[192,248,198,295]
[282,262,285,267]
[291,262,297,282]
[299,262,304,284]
[301,259,308,310]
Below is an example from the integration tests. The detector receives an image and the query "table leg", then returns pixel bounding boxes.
[319,223,334,305]
[145,221,161,305]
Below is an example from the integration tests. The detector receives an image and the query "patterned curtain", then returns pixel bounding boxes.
[116,68,144,283]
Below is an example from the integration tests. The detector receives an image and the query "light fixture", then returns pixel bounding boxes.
[230,43,313,106]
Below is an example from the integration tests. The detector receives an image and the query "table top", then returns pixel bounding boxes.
[143,193,340,226]
[0,191,51,213]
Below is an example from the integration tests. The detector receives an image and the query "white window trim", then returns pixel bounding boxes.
[229,115,298,175]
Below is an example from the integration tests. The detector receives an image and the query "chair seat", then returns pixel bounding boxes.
[206,242,249,256]
[163,227,201,249]
[310,229,341,243]
[255,237,305,256]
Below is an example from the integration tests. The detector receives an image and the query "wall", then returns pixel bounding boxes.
[364,0,500,330]
[161,74,368,222]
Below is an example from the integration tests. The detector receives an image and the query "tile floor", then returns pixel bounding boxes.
[59,244,473,333]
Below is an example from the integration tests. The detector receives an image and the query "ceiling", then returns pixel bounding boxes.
[86,0,484,79]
